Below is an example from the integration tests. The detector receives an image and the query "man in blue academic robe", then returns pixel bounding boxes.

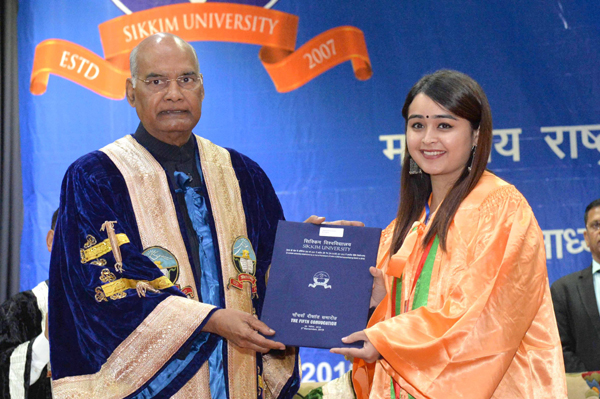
[48,33,299,399]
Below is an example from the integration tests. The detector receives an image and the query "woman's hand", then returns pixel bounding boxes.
[330,330,381,363]
[370,266,386,308]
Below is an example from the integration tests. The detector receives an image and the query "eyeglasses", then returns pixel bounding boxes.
[136,75,202,92]
[589,221,600,232]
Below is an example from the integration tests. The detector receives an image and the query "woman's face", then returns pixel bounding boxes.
[406,93,478,187]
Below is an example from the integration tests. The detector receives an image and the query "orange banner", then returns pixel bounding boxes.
[30,3,372,99]
[260,26,372,92]
[30,39,130,99]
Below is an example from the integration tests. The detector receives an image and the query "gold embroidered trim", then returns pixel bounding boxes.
[51,296,215,399]
[101,137,199,300]
[100,276,173,297]
[80,234,130,264]
[100,137,208,394]
[171,364,211,399]
[95,287,107,302]
[99,135,281,396]
[263,347,297,399]
[99,269,116,283]
[196,136,257,398]
[83,235,97,249]
[109,292,127,300]
[91,259,107,266]
[321,370,355,398]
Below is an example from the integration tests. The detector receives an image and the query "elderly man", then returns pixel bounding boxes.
[48,33,299,398]
[551,198,600,372]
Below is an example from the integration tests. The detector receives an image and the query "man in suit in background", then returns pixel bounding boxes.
[551,198,600,372]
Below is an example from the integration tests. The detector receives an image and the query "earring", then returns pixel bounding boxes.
[409,157,422,175]
[467,146,477,172]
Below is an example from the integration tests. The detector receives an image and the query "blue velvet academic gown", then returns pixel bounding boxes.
[48,134,300,398]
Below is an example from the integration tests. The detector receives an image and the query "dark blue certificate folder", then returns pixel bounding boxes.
[261,221,382,349]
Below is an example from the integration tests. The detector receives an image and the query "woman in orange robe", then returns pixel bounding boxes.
[331,70,567,398]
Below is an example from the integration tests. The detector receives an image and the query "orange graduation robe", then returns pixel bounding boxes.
[353,172,567,399]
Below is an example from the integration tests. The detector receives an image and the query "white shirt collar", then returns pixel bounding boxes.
[593,258,600,274]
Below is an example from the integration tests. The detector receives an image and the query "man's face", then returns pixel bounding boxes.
[126,39,204,142]
[584,206,600,263]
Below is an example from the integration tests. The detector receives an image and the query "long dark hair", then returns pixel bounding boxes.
[390,70,493,254]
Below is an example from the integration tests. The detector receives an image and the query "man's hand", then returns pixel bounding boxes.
[370,267,386,308]
[203,309,285,353]
[330,330,380,363]
[304,215,365,227]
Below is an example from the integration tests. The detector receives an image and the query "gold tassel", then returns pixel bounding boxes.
[136,281,160,298]
[101,221,124,273]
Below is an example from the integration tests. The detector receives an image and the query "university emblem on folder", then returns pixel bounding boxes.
[228,236,258,298]
[309,271,331,289]
[142,246,194,298]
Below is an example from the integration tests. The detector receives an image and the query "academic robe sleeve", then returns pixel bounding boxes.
[363,186,552,398]
[49,152,219,398]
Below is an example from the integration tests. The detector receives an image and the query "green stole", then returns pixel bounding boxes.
[390,236,439,399]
